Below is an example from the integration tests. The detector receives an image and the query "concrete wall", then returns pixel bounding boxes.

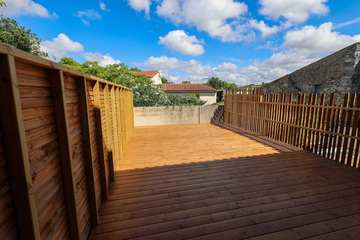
[134,105,223,126]
[263,43,360,104]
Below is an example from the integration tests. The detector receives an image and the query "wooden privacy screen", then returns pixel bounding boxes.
[224,88,360,168]
[0,44,134,240]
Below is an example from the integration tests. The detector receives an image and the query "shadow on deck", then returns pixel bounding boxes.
[89,123,360,240]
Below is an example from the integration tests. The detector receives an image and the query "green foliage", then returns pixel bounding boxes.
[130,67,141,71]
[182,81,191,84]
[59,57,206,107]
[161,77,171,84]
[166,94,206,106]
[242,83,262,89]
[205,77,238,90]
[0,1,6,7]
[0,16,48,57]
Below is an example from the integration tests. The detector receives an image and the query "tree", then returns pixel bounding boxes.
[0,16,48,57]
[205,77,238,90]
[59,57,205,107]
[161,77,171,84]
[182,81,191,84]
[0,1,6,7]
[130,67,141,71]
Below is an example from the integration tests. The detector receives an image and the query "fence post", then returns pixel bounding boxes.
[104,84,115,182]
[93,81,109,199]
[77,77,99,227]
[0,54,41,240]
[50,69,81,240]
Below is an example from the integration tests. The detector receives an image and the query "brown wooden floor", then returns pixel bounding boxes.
[89,123,360,240]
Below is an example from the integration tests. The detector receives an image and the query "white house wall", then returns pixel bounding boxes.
[151,73,162,85]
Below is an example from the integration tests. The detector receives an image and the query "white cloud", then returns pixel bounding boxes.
[83,52,121,67]
[262,22,360,71]
[81,19,90,25]
[156,0,181,23]
[127,0,151,16]
[249,20,279,38]
[140,22,360,85]
[332,17,360,30]
[100,1,110,11]
[0,0,54,18]
[40,34,84,60]
[259,0,329,24]
[76,9,101,20]
[156,0,252,42]
[159,30,204,56]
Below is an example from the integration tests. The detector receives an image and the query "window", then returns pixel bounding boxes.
[314,85,321,95]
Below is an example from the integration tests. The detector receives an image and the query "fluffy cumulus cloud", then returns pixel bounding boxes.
[83,52,121,67]
[263,22,360,70]
[40,33,84,60]
[156,0,252,42]
[139,21,360,85]
[127,0,151,16]
[159,30,204,56]
[259,0,329,24]
[0,0,56,18]
[249,20,279,38]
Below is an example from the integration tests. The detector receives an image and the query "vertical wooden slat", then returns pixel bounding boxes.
[348,94,360,166]
[116,88,123,161]
[104,84,115,182]
[50,69,81,240]
[77,77,99,227]
[329,104,340,159]
[110,86,119,170]
[92,81,108,199]
[297,94,305,148]
[336,93,350,162]
[315,94,326,154]
[307,94,317,150]
[0,54,40,240]
[341,93,356,164]
[324,94,335,158]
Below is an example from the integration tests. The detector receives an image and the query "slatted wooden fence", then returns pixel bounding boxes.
[224,88,360,168]
[0,44,134,240]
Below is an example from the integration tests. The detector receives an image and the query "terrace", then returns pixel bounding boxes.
[89,124,360,239]
[1,43,360,240]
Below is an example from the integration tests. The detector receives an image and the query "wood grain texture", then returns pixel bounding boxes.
[89,124,360,240]
[224,88,360,168]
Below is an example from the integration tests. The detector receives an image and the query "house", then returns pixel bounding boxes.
[263,42,360,104]
[130,70,162,85]
[161,83,217,104]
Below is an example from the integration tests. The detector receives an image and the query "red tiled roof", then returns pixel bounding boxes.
[161,84,217,92]
[130,70,159,78]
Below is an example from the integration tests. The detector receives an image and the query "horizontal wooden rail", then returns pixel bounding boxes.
[0,43,134,239]
[224,88,360,168]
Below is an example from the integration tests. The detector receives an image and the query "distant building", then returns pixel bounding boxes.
[130,70,162,85]
[263,43,360,104]
[161,83,217,105]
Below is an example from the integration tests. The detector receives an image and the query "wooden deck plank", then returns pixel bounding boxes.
[89,123,360,240]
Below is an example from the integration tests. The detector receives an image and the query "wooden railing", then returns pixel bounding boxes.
[224,88,360,168]
[0,44,133,240]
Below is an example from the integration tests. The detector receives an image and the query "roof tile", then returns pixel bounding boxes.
[161,84,217,92]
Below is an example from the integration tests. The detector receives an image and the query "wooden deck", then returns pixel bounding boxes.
[89,123,360,240]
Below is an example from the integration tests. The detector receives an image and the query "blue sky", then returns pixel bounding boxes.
[1,0,360,85]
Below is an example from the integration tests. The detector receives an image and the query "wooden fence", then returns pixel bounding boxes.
[0,44,134,240]
[224,88,360,168]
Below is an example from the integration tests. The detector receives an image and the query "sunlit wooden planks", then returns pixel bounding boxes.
[0,55,38,240]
